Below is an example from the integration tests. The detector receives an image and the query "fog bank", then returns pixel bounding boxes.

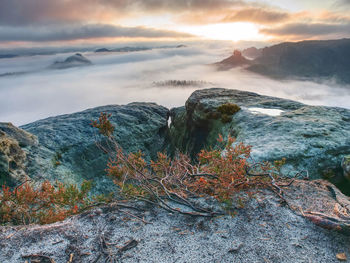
[0,44,349,126]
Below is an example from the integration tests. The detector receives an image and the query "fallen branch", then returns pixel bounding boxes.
[22,254,56,263]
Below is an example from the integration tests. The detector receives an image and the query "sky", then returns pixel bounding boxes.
[1,0,350,48]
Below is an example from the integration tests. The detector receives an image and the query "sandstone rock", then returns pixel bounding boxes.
[0,122,37,147]
[170,88,350,181]
[20,103,169,194]
[0,123,36,185]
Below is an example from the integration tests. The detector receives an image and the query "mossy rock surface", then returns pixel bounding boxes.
[217,103,241,115]
[20,103,170,194]
[170,88,350,187]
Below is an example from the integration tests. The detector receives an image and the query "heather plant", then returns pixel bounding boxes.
[92,113,285,216]
[0,180,92,225]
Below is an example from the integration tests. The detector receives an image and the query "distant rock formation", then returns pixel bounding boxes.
[50,53,92,69]
[248,38,350,83]
[95,47,152,53]
[95,48,111,53]
[214,50,251,70]
[95,45,187,53]
[242,47,263,59]
[0,54,18,59]
[216,38,350,83]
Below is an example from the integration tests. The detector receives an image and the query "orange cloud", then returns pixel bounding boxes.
[222,8,290,24]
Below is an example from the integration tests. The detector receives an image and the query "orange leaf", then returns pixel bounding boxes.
[336,253,347,261]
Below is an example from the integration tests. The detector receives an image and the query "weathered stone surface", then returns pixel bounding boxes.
[20,103,169,193]
[0,123,37,147]
[170,88,350,183]
[342,156,350,180]
[1,179,350,263]
[0,123,36,185]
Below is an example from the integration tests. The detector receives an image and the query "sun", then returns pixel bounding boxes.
[179,22,264,41]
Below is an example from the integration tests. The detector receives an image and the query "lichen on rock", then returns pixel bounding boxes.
[0,123,35,185]
[342,156,350,180]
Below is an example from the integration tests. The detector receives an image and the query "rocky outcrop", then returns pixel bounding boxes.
[95,48,111,52]
[0,123,37,185]
[249,38,350,83]
[2,90,350,262]
[50,53,92,69]
[216,39,350,83]
[170,88,350,187]
[95,47,152,53]
[242,47,263,59]
[18,103,169,194]
[214,50,251,70]
[2,88,350,193]
[1,179,350,263]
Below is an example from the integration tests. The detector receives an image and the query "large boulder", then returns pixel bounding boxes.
[19,103,169,193]
[169,88,350,186]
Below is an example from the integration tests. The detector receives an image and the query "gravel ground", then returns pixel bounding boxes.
[1,180,350,263]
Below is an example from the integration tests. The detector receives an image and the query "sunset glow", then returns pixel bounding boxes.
[0,0,349,47]
[179,23,264,41]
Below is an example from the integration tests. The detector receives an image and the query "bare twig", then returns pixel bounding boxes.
[22,254,56,263]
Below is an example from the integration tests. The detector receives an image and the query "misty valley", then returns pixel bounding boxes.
[1,40,350,126]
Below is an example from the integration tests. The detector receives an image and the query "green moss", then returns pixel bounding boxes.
[52,151,63,167]
[206,111,221,120]
[221,114,232,123]
[343,156,350,165]
[322,169,335,180]
[217,103,241,123]
[217,103,241,116]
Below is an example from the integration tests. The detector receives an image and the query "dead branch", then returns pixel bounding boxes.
[22,254,56,263]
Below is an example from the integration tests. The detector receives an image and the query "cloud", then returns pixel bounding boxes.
[260,22,350,37]
[0,0,244,26]
[222,8,290,24]
[176,7,292,25]
[0,24,193,42]
[336,0,350,5]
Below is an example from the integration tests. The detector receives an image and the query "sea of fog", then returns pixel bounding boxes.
[1,44,350,126]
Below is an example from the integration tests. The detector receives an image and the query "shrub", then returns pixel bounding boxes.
[0,180,92,225]
[91,112,114,137]
[217,103,241,116]
[92,114,284,216]
[52,151,62,167]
